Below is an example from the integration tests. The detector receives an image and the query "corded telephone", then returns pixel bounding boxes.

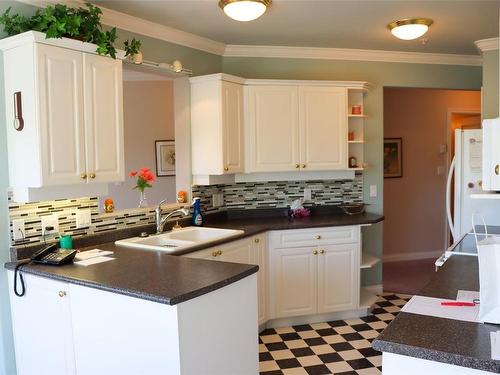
[14,244,77,297]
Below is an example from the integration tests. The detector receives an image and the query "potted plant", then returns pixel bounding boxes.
[124,38,143,64]
[130,168,155,208]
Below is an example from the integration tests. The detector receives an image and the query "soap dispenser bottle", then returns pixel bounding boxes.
[192,197,203,226]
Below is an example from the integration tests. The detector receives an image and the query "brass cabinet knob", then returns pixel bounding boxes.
[319,249,325,254]
[254,238,260,243]
[80,173,87,179]
[218,250,222,256]
[212,251,219,257]
[295,164,300,169]
[89,173,96,179]
[58,291,66,298]
[313,250,318,255]
[224,166,229,172]
[316,235,322,240]
[302,164,306,168]
[495,165,499,176]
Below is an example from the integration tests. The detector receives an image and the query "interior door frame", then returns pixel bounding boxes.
[444,108,481,249]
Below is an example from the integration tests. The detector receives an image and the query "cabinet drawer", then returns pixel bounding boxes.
[271,226,358,247]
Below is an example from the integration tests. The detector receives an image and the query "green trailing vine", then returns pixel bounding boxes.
[123,38,141,57]
[0,3,140,59]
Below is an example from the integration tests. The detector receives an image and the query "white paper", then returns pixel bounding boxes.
[74,256,114,267]
[457,290,480,303]
[401,295,480,323]
[75,249,114,261]
[491,331,500,360]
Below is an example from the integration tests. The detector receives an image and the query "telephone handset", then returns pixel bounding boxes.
[14,244,78,297]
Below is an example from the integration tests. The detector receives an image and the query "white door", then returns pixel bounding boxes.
[317,244,358,313]
[299,86,347,170]
[222,81,244,173]
[247,85,299,172]
[273,247,317,318]
[253,235,267,325]
[83,53,124,183]
[8,273,76,375]
[37,44,86,186]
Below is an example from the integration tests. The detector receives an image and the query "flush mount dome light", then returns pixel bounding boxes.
[219,0,271,22]
[387,18,433,40]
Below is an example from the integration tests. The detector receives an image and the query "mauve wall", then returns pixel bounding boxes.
[383,88,481,261]
[106,80,176,210]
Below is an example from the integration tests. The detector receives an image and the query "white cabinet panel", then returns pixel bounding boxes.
[37,44,86,186]
[247,85,299,172]
[7,273,75,375]
[254,235,267,325]
[83,53,124,183]
[223,81,244,173]
[299,86,347,170]
[317,244,359,313]
[273,247,317,318]
[218,238,254,264]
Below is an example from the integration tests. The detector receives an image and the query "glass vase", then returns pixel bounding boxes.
[138,190,148,208]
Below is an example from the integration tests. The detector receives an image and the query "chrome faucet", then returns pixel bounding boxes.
[155,199,190,234]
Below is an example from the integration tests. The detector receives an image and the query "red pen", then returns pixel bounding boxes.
[441,301,476,307]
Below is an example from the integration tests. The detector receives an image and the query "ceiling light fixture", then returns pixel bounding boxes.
[219,0,271,22]
[387,18,433,40]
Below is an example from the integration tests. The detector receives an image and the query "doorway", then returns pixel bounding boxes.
[382,87,481,294]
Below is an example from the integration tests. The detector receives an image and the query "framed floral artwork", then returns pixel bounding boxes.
[155,140,175,177]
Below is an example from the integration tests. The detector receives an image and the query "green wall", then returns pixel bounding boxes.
[222,57,482,285]
[483,50,499,119]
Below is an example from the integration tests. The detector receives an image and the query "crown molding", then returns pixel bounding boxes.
[14,0,226,55]
[224,45,482,66]
[474,37,499,53]
[15,0,482,66]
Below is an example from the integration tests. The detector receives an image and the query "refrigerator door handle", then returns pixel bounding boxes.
[446,156,457,242]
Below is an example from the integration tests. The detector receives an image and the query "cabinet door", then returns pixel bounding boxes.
[253,235,267,325]
[272,247,317,318]
[83,53,124,183]
[37,44,86,186]
[247,86,299,172]
[222,81,244,173]
[8,273,76,375]
[298,86,347,170]
[218,238,254,264]
[317,244,359,313]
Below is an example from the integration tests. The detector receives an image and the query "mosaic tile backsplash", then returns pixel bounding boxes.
[8,175,362,247]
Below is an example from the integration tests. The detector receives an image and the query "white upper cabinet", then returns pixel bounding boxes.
[246,85,300,172]
[190,74,244,176]
[0,31,124,201]
[298,86,347,170]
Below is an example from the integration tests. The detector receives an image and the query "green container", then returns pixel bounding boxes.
[59,235,73,249]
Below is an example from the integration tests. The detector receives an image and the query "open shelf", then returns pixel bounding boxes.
[470,193,500,199]
[348,114,367,118]
[348,140,365,144]
[361,253,380,269]
[360,287,379,309]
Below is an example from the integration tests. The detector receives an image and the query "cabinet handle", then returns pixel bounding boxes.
[218,250,222,256]
[313,250,318,255]
[316,235,322,240]
[13,91,24,131]
[80,173,87,179]
[295,164,300,169]
[254,238,260,243]
[495,165,499,176]
[212,251,219,257]
[224,166,229,172]
[89,173,96,179]
[58,291,66,298]
[319,249,325,254]
[302,164,306,169]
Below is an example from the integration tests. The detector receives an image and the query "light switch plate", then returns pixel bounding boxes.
[303,188,312,201]
[41,215,59,235]
[12,219,25,241]
[75,209,91,228]
[369,185,377,198]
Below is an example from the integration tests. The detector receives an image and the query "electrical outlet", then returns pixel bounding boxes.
[303,188,312,201]
[212,193,224,208]
[369,185,377,198]
[76,209,91,228]
[41,215,59,235]
[12,219,25,241]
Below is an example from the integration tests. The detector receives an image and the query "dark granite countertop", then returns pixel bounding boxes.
[6,208,383,306]
[373,235,500,373]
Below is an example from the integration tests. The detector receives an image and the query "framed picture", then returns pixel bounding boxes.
[384,138,403,178]
[155,140,176,177]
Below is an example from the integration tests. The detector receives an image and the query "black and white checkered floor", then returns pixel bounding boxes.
[259,293,411,375]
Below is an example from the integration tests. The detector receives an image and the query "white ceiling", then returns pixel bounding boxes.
[93,0,499,55]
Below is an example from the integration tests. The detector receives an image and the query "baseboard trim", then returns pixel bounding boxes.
[383,250,443,263]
